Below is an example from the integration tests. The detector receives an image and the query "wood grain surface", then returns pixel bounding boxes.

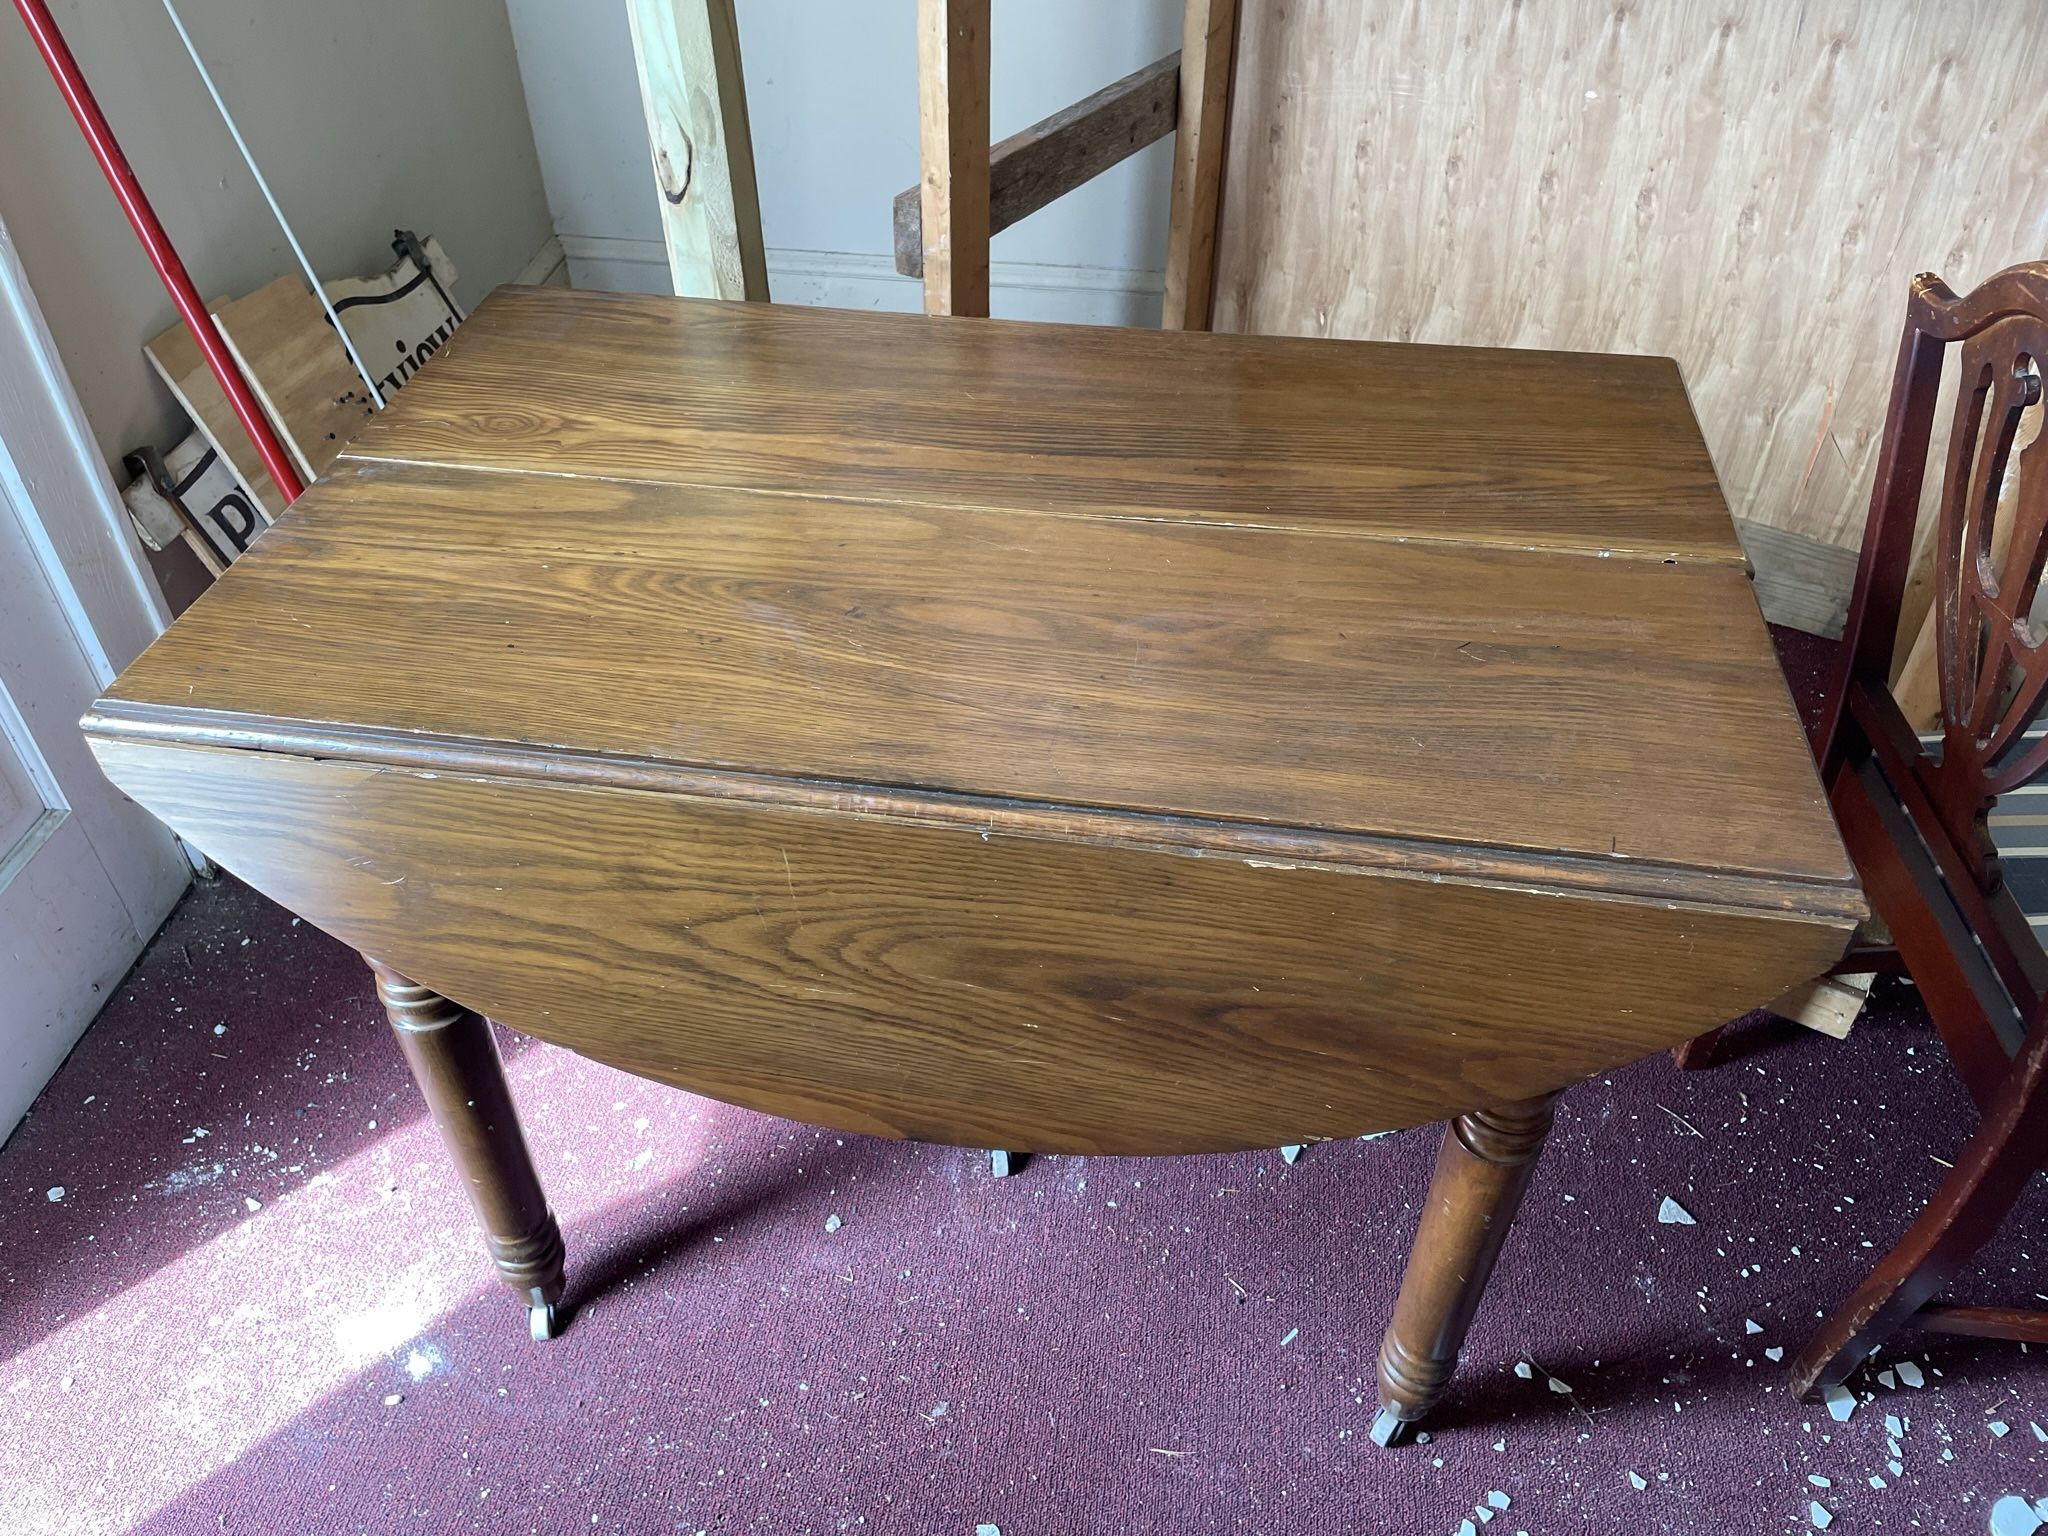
[1162,0,1238,331]
[623,0,768,301]
[88,287,1860,1154]
[916,0,991,317]
[99,459,1851,890]
[341,287,1745,562]
[144,300,286,520]
[84,737,1851,1154]
[1212,0,2048,560]
[214,277,378,484]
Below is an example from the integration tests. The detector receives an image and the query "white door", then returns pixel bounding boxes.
[0,222,188,1140]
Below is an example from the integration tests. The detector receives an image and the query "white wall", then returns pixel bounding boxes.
[0,0,557,473]
[505,0,1179,322]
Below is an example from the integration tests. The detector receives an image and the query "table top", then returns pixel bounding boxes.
[97,288,1855,922]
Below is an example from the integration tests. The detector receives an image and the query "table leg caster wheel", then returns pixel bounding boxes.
[529,1301,558,1342]
[1369,1406,1415,1447]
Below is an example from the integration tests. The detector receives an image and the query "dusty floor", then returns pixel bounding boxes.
[3,869,2047,1535]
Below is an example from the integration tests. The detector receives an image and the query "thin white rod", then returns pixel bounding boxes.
[159,0,385,409]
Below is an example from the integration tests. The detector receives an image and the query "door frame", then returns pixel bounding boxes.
[0,218,171,684]
[0,209,194,1140]
[0,209,202,874]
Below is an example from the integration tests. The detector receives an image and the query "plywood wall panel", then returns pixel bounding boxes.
[1213,0,2048,553]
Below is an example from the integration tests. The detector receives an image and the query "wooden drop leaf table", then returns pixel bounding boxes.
[82,288,1861,1440]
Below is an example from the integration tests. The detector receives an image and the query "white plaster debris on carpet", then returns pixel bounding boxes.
[12,886,2046,1534]
[1990,1497,2048,1536]
[1656,1196,1697,1225]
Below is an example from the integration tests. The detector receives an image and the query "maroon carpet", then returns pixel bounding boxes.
[5,631,2047,1534]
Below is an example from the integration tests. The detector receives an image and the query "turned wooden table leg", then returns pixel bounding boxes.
[367,959,567,1340]
[1371,1091,1559,1446]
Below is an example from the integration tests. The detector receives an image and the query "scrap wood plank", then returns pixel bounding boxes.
[144,300,286,521]
[624,0,768,301]
[1765,971,1875,1040]
[892,52,1182,279]
[915,0,991,317]
[214,277,378,486]
[1163,0,1239,331]
[1732,517,1860,640]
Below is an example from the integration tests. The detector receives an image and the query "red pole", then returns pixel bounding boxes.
[12,0,305,505]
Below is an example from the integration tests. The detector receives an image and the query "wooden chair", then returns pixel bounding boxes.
[1757,261,2048,1395]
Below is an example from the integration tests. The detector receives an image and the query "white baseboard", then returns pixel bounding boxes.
[553,233,1164,327]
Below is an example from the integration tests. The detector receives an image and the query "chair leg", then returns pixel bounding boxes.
[368,959,567,1340]
[1371,1092,1558,1446]
[1670,1024,1727,1070]
[1791,1021,2048,1396]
